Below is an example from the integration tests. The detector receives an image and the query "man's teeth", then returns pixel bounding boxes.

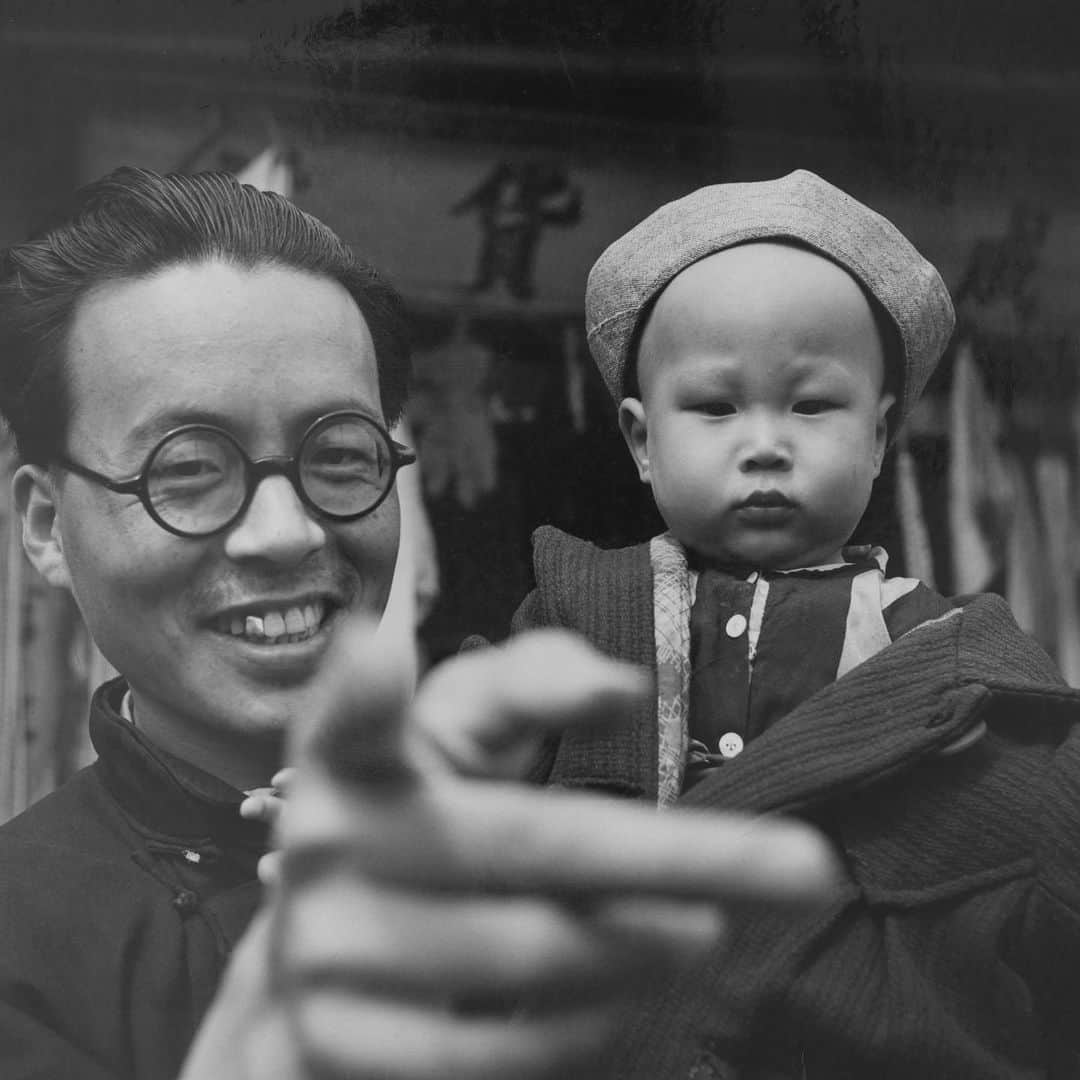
[227,603,325,643]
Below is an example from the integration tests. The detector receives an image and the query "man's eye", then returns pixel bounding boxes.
[158,459,223,481]
[308,445,380,477]
[793,399,835,415]
[313,447,362,465]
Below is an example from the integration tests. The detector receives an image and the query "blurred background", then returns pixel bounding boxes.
[2,0,1080,817]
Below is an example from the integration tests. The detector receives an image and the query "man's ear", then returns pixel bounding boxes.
[617,397,652,484]
[872,393,897,477]
[12,465,72,590]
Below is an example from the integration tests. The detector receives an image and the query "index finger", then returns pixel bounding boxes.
[413,628,652,752]
[280,774,842,909]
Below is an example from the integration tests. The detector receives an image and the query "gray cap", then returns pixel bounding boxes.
[585,169,955,430]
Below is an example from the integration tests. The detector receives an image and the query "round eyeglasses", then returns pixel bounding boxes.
[54,411,417,539]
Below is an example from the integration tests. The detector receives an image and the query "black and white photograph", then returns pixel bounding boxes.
[0,3,1079,1077]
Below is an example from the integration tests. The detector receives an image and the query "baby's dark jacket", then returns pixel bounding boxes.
[511,525,1080,1080]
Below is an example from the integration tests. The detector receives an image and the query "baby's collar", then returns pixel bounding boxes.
[685,543,888,577]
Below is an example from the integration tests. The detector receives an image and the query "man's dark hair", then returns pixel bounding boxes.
[0,166,411,464]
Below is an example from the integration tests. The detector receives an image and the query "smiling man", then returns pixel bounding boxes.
[0,167,413,1077]
[33,259,406,790]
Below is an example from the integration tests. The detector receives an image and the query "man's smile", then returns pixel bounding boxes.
[212,595,342,645]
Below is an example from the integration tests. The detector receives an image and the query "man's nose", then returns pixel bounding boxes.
[738,413,793,472]
[223,475,326,563]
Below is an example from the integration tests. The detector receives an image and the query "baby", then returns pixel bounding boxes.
[512,172,1080,1078]
[517,170,958,799]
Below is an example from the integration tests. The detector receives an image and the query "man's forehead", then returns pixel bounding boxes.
[63,261,383,452]
[71,260,370,345]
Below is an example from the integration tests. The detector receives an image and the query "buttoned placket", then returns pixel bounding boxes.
[688,569,767,766]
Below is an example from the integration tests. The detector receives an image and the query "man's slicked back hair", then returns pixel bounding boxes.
[0,166,411,464]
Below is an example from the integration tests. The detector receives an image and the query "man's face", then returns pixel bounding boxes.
[20,261,399,782]
[619,243,894,569]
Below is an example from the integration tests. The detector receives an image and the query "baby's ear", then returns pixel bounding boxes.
[873,393,897,475]
[617,398,651,483]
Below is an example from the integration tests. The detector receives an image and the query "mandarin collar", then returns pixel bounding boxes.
[89,677,270,850]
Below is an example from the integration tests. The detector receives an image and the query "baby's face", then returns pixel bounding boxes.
[619,243,894,569]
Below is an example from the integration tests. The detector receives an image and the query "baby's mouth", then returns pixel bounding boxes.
[739,491,796,510]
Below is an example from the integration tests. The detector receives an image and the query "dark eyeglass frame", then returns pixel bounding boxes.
[53,410,417,539]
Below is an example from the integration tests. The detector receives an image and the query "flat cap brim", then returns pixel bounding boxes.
[585,169,955,431]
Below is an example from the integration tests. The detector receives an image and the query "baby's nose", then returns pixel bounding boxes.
[738,417,793,471]
[741,446,791,470]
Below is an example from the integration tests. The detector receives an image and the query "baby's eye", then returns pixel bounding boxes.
[793,399,835,415]
[697,401,736,417]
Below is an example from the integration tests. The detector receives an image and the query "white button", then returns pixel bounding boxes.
[718,732,744,759]
[725,614,747,638]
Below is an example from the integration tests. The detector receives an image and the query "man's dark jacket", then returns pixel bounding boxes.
[0,678,267,1080]
[514,526,1080,1080]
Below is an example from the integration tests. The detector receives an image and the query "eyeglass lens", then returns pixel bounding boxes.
[300,416,390,515]
[148,430,245,534]
[145,416,392,534]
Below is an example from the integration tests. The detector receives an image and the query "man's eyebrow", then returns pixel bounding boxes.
[127,408,238,449]
[126,401,384,449]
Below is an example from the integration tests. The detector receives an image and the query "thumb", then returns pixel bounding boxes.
[291,615,417,788]
[178,911,290,1079]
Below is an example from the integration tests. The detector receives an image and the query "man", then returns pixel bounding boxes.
[0,167,838,1080]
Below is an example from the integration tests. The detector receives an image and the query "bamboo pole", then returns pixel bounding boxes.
[0,497,26,823]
